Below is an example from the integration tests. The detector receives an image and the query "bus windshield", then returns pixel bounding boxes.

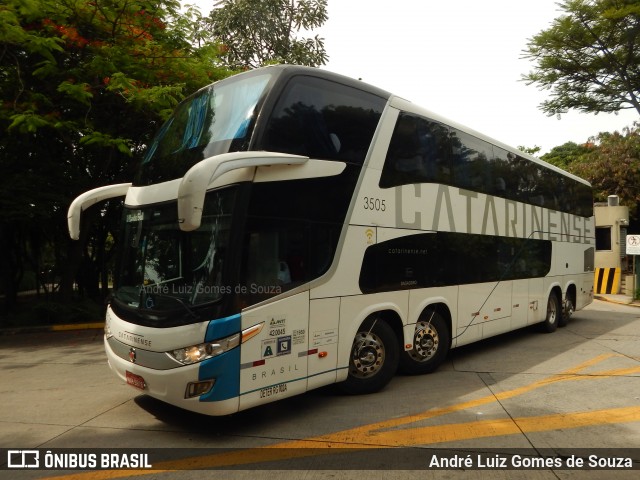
[114,188,237,313]
[137,71,273,185]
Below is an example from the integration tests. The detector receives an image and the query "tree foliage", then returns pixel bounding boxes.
[538,127,640,219]
[517,145,542,155]
[207,0,329,69]
[523,0,640,116]
[571,124,640,215]
[541,141,590,170]
[0,0,228,315]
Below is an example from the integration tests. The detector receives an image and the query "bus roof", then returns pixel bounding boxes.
[193,65,590,188]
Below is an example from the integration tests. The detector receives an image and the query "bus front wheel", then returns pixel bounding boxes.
[340,316,399,395]
[399,310,450,375]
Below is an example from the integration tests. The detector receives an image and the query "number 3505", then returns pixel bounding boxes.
[363,196,386,211]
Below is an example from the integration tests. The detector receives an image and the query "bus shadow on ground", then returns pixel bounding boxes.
[131,307,635,439]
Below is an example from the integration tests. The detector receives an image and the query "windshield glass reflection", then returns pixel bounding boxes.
[114,188,236,312]
[138,72,272,184]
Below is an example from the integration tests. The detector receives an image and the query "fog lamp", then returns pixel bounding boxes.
[185,380,215,398]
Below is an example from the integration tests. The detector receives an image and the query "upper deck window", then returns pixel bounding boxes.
[259,75,386,164]
[380,112,593,218]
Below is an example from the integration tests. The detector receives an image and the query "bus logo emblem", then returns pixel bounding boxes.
[129,348,137,363]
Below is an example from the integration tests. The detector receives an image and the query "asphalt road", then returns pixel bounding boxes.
[1,298,639,479]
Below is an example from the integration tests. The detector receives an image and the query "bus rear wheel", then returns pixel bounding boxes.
[541,293,560,333]
[340,316,399,395]
[399,310,450,375]
[558,297,573,327]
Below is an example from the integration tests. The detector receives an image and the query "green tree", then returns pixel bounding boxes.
[541,141,590,170]
[523,0,640,116]
[0,0,228,316]
[207,0,329,69]
[571,124,640,217]
[517,145,542,155]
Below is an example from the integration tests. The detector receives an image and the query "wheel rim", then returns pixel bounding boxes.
[547,298,557,323]
[409,321,439,362]
[350,331,385,378]
[566,300,574,318]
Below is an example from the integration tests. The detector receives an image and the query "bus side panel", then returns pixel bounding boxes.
[528,277,546,325]
[456,282,512,345]
[307,298,340,390]
[547,239,595,312]
[480,282,513,339]
[238,291,309,411]
[511,279,529,330]
[577,272,594,310]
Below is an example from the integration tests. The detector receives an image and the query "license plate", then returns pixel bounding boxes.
[126,370,146,390]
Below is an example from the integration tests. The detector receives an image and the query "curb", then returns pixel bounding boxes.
[0,322,104,336]
[593,295,640,307]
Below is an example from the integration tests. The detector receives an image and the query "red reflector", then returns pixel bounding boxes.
[253,359,265,367]
[318,351,328,358]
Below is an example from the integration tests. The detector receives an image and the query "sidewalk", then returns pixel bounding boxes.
[0,321,104,336]
[594,293,640,306]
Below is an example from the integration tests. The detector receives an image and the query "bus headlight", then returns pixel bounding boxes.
[167,333,240,365]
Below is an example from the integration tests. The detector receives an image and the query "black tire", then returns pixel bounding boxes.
[340,316,399,395]
[541,293,560,333]
[558,296,573,328]
[399,310,450,375]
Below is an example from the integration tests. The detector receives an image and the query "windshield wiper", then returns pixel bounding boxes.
[142,291,200,319]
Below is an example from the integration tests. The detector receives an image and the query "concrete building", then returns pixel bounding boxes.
[594,195,630,294]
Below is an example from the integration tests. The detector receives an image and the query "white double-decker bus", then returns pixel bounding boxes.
[68,65,594,415]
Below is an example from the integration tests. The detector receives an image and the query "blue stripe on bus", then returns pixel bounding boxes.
[204,313,241,342]
[198,347,241,402]
[198,313,242,402]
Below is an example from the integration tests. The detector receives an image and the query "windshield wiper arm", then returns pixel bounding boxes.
[142,291,200,319]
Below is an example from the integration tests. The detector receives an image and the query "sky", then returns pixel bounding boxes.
[191,0,639,155]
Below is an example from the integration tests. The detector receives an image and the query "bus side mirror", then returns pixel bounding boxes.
[177,152,308,232]
[67,183,132,240]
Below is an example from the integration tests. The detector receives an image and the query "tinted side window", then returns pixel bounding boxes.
[491,147,513,197]
[450,129,494,192]
[379,113,451,188]
[359,232,552,294]
[240,217,339,306]
[378,113,593,218]
[239,165,359,306]
[260,76,386,164]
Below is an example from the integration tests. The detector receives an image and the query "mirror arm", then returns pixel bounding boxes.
[67,183,132,240]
